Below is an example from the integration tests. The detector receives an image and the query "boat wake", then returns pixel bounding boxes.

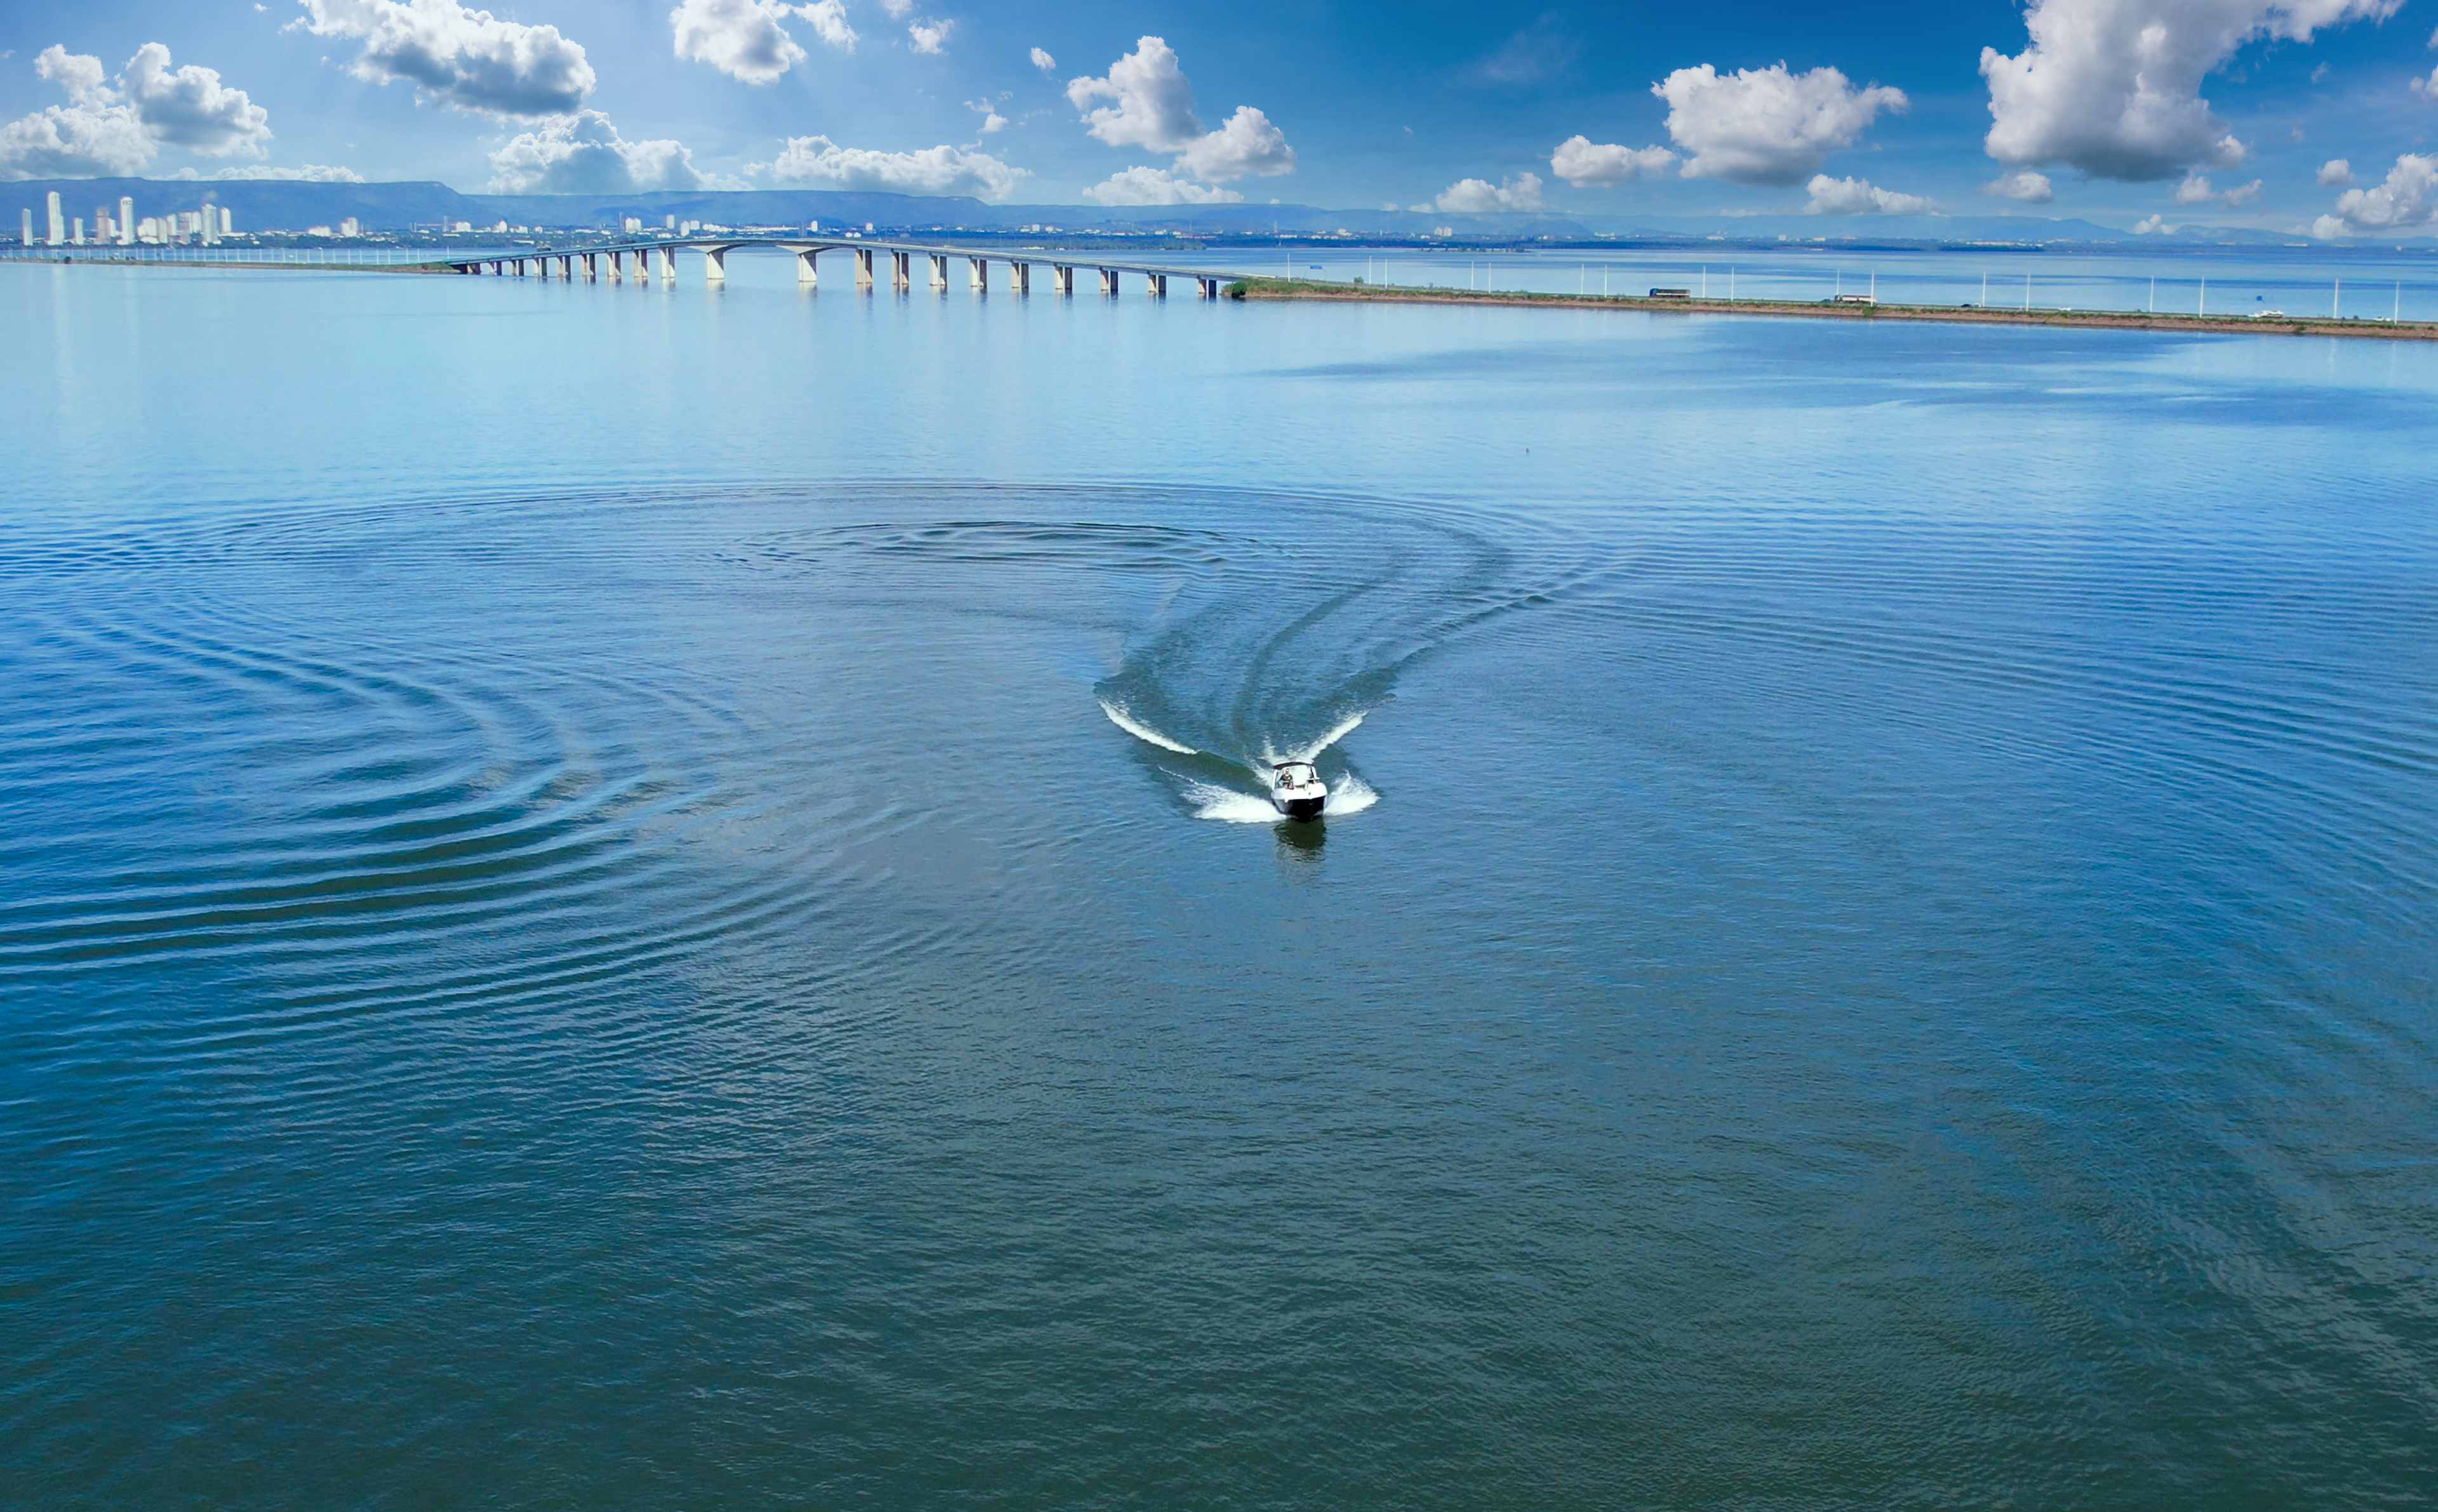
[1079,492,1594,823]
[1106,701,1383,823]
[734,484,1604,828]
[1096,698,1200,755]
[1269,708,1368,767]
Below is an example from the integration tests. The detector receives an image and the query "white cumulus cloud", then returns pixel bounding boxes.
[1082,166,1242,204]
[907,18,953,55]
[1030,46,1055,73]
[2312,152,2435,235]
[1069,36,1202,151]
[1434,171,1545,213]
[1653,62,1906,186]
[33,46,109,106]
[1980,0,2398,182]
[1805,174,1939,214]
[295,0,595,119]
[2172,171,2263,205]
[0,47,157,177]
[670,0,804,83]
[799,0,855,51]
[1983,168,2055,201]
[1068,36,1294,182]
[122,43,272,154]
[752,134,1027,199]
[1549,135,1675,186]
[487,109,702,193]
[1,43,273,178]
[2318,157,2352,185]
[1176,105,1292,180]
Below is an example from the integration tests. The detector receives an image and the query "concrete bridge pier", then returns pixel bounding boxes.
[891,251,911,290]
[604,251,620,281]
[558,255,575,279]
[702,246,728,283]
[1011,262,1030,294]
[855,248,874,288]
[658,246,677,281]
[580,253,597,280]
[968,256,989,291]
[793,248,820,286]
[1147,273,1168,298]
[1053,265,1074,295]
[1198,276,1220,299]
[1099,267,1120,297]
[928,253,950,290]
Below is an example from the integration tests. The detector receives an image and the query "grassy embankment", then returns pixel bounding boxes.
[1222,277,2438,342]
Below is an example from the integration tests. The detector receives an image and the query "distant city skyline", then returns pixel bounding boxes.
[1,0,2433,237]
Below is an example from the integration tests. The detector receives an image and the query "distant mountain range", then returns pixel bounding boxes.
[5,176,2427,249]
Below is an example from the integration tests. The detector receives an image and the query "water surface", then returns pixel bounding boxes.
[3,258,2435,1508]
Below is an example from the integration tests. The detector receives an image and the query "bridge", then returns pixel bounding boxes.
[439,235,1237,299]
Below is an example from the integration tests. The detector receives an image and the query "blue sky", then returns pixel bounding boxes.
[1,0,2433,234]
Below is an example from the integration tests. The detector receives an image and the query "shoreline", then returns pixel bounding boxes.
[1225,277,2438,341]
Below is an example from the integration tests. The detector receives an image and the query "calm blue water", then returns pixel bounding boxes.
[4,255,2436,1508]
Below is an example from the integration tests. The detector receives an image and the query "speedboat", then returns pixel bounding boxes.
[1270,761,1326,821]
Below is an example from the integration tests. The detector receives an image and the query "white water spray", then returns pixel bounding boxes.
[1182,772,1378,823]
[1182,781,1284,823]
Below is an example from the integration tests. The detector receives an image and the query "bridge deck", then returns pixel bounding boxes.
[441,235,1247,284]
